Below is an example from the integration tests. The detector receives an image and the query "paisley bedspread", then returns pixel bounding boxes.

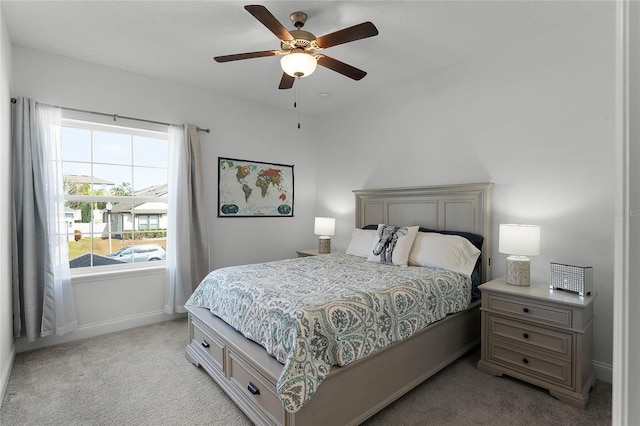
[186,253,471,413]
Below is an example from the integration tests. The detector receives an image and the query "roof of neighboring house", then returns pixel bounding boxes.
[135,183,168,197]
[65,174,115,185]
[108,184,168,214]
[130,208,166,214]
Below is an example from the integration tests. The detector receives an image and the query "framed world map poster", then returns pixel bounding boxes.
[218,157,294,217]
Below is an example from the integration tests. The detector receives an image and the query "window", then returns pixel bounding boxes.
[138,214,160,231]
[62,116,169,269]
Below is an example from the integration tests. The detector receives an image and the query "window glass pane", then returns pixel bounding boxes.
[62,162,92,196]
[62,127,91,162]
[93,131,132,165]
[133,166,167,192]
[93,164,132,194]
[133,136,168,167]
[66,201,168,269]
[63,161,91,178]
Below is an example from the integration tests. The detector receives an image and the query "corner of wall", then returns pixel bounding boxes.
[593,360,613,384]
[0,347,15,409]
[0,6,16,409]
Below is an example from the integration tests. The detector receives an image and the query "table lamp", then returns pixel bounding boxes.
[499,224,541,286]
[314,217,335,254]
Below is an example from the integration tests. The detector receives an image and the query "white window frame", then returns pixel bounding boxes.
[61,114,169,275]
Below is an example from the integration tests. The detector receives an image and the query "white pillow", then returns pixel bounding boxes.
[367,225,419,267]
[408,232,481,277]
[345,229,378,258]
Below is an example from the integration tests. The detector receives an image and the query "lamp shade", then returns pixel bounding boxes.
[314,217,335,236]
[499,224,540,256]
[281,52,317,78]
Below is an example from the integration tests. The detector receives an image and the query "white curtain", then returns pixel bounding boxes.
[12,97,77,341]
[165,124,210,313]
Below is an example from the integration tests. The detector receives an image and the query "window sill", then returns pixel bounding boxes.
[71,261,166,283]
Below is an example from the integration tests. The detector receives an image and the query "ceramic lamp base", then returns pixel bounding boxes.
[318,237,331,254]
[506,256,531,286]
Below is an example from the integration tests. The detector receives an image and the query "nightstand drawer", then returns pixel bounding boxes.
[487,315,572,358]
[486,294,572,327]
[486,339,572,388]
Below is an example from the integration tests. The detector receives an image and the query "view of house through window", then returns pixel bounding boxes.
[61,117,169,269]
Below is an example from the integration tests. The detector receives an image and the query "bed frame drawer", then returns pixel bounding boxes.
[192,319,225,372]
[191,317,226,373]
[228,350,284,425]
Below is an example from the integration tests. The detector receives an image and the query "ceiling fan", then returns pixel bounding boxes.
[214,5,379,90]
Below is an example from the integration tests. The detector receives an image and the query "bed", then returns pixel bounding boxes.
[185,182,493,425]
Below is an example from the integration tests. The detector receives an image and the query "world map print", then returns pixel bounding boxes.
[218,157,294,216]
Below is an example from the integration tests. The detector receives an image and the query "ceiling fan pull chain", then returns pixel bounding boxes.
[295,84,301,129]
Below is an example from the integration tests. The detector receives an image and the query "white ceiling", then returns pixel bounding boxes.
[1,1,613,114]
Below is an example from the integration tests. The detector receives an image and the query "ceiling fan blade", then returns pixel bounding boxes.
[316,55,367,80]
[214,50,280,63]
[279,73,295,90]
[244,5,294,41]
[315,22,378,49]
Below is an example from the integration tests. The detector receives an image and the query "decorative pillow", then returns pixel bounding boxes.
[345,229,378,258]
[363,224,484,251]
[367,225,419,266]
[408,232,481,277]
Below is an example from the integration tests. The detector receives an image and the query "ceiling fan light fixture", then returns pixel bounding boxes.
[281,51,317,78]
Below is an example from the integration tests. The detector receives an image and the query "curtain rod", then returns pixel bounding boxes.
[10,97,211,133]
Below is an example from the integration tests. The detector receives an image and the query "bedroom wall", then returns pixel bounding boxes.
[10,45,319,351]
[314,11,616,379]
[0,8,15,406]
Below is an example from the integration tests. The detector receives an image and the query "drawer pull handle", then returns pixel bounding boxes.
[523,307,530,313]
[523,333,529,339]
[522,358,529,364]
[248,382,260,395]
[201,340,210,348]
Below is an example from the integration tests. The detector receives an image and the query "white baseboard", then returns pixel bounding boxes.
[0,344,16,410]
[593,360,613,384]
[15,311,186,353]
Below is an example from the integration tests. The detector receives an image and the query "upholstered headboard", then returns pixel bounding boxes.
[353,182,493,283]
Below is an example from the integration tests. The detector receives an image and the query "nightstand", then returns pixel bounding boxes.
[476,278,596,409]
[296,249,327,257]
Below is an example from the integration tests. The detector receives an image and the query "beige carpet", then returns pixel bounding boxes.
[1,318,611,425]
